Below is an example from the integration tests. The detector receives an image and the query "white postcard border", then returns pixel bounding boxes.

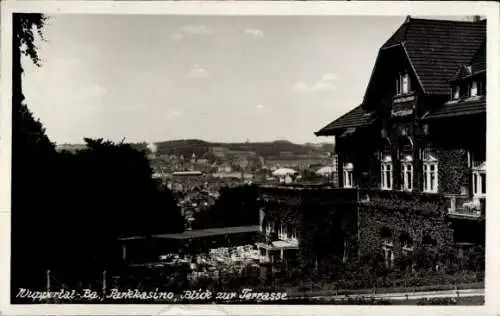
[1,1,499,315]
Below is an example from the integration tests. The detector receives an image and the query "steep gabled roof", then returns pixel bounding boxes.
[381,17,486,95]
[316,18,486,137]
[451,40,486,82]
[315,105,376,136]
[423,96,485,120]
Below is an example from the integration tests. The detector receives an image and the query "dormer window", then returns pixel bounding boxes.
[396,72,410,95]
[470,81,478,97]
[452,86,460,100]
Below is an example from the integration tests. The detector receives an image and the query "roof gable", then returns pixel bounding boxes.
[453,64,473,81]
[401,18,486,94]
[378,18,486,95]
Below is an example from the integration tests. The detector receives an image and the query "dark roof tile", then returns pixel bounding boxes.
[470,40,486,74]
[423,96,485,120]
[315,105,375,136]
[383,18,486,95]
[317,18,486,136]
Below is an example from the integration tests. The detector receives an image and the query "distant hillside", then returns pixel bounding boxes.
[154,139,334,158]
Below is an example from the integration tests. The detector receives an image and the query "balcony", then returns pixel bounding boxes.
[447,195,485,219]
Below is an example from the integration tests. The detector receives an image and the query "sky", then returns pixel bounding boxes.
[21,14,471,145]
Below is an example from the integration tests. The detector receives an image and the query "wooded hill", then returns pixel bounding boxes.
[153,139,335,158]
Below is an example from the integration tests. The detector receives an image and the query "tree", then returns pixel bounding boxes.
[193,185,259,229]
[53,138,185,271]
[11,14,185,298]
[11,13,57,295]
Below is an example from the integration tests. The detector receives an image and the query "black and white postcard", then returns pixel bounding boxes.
[1,1,499,315]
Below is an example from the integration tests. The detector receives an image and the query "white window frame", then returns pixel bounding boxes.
[479,80,485,96]
[279,224,288,240]
[396,72,410,96]
[470,80,478,97]
[452,86,460,100]
[343,162,354,188]
[382,240,394,268]
[401,73,410,94]
[401,155,413,191]
[400,233,414,256]
[423,156,439,193]
[265,222,274,236]
[396,75,401,95]
[381,155,393,190]
[472,162,486,197]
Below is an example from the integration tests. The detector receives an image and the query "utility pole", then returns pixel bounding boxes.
[46,269,51,303]
[46,269,51,292]
[102,270,107,299]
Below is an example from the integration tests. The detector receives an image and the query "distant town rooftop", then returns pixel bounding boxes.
[172,171,204,176]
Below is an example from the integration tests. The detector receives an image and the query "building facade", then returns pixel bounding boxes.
[258,17,486,269]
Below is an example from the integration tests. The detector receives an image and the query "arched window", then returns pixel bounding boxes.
[380,138,393,190]
[381,227,393,240]
[343,162,354,188]
[399,136,414,191]
[380,227,394,268]
[422,145,439,193]
[399,232,414,255]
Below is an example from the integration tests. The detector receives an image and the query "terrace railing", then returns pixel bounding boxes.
[447,195,485,219]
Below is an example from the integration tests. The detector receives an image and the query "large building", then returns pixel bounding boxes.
[257,17,486,269]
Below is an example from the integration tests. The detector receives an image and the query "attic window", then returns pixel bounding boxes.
[396,72,410,95]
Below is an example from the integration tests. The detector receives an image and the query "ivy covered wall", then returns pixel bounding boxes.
[357,189,453,256]
[258,187,358,268]
[258,183,481,270]
[436,148,469,195]
[358,206,453,257]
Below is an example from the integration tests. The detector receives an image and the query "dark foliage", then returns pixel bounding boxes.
[192,185,259,229]
[11,14,184,298]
